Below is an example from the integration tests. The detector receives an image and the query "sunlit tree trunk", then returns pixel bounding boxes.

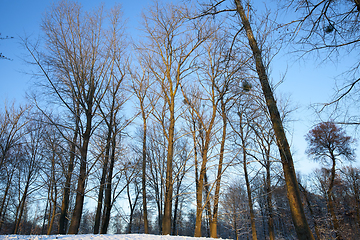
[234,1,314,239]
[162,99,175,235]
[141,115,149,233]
[210,100,227,238]
[139,3,212,234]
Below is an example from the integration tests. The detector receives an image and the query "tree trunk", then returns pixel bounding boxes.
[142,114,149,233]
[0,175,12,230]
[234,1,314,239]
[265,162,275,240]
[243,148,257,240]
[47,159,57,235]
[192,118,201,237]
[210,101,227,238]
[234,212,239,240]
[59,128,78,234]
[14,175,31,234]
[194,150,209,237]
[100,130,117,234]
[204,173,212,237]
[172,169,186,235]
[68,111,92,234]
[172,191,179,235]
[194,174,203,237]
[94,125,113,234]
[42,190,50,235]
[195,133,213,237]
[328,156,342,240]
[238,111,257,240]
[47,197,56,235]
[127,182,133,234]
[162,101,175,235]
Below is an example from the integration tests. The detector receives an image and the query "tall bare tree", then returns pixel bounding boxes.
[25,0,127,234]
[130,66,157,234]
[192,1,314,238]
[232,1,315,239]
[138,2,213,234]
[93,20,127,233]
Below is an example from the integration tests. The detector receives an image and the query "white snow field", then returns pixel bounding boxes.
[0,234,224,240]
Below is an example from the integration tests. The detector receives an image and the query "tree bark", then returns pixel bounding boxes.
[162,100,175,235]
[210,101,227,238]
[47,196,56,235]
[234,1,314,239]
[100,129,117,234]
[59,126,78,234]
[68,110,92,234]
[94,118,113,234]
[141,112,149,233]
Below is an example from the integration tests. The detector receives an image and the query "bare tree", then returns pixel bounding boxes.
[230,96,260,240]
[146,123,167,233]
[0,104,30,231]
[191,1,314,238]
[232,2,315,239]
[13,118,43,234]
[93,26,127,233]
[138,2,213,234]
[39,121,64,235]
[130,65,157,234]
[25,0,127,233]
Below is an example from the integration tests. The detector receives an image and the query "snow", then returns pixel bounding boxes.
[0,234,223,240]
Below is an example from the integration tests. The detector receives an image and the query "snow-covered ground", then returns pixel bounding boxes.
[0,234,221,240]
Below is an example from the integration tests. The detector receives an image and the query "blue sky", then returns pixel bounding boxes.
[0,0,153,103]
[0,0,358,175]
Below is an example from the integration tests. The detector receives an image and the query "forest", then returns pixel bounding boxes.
[1,0,360,239]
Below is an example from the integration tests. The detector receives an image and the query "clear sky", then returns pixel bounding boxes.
[1,0,358,175]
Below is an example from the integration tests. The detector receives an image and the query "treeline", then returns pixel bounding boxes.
[1,0,360,240]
